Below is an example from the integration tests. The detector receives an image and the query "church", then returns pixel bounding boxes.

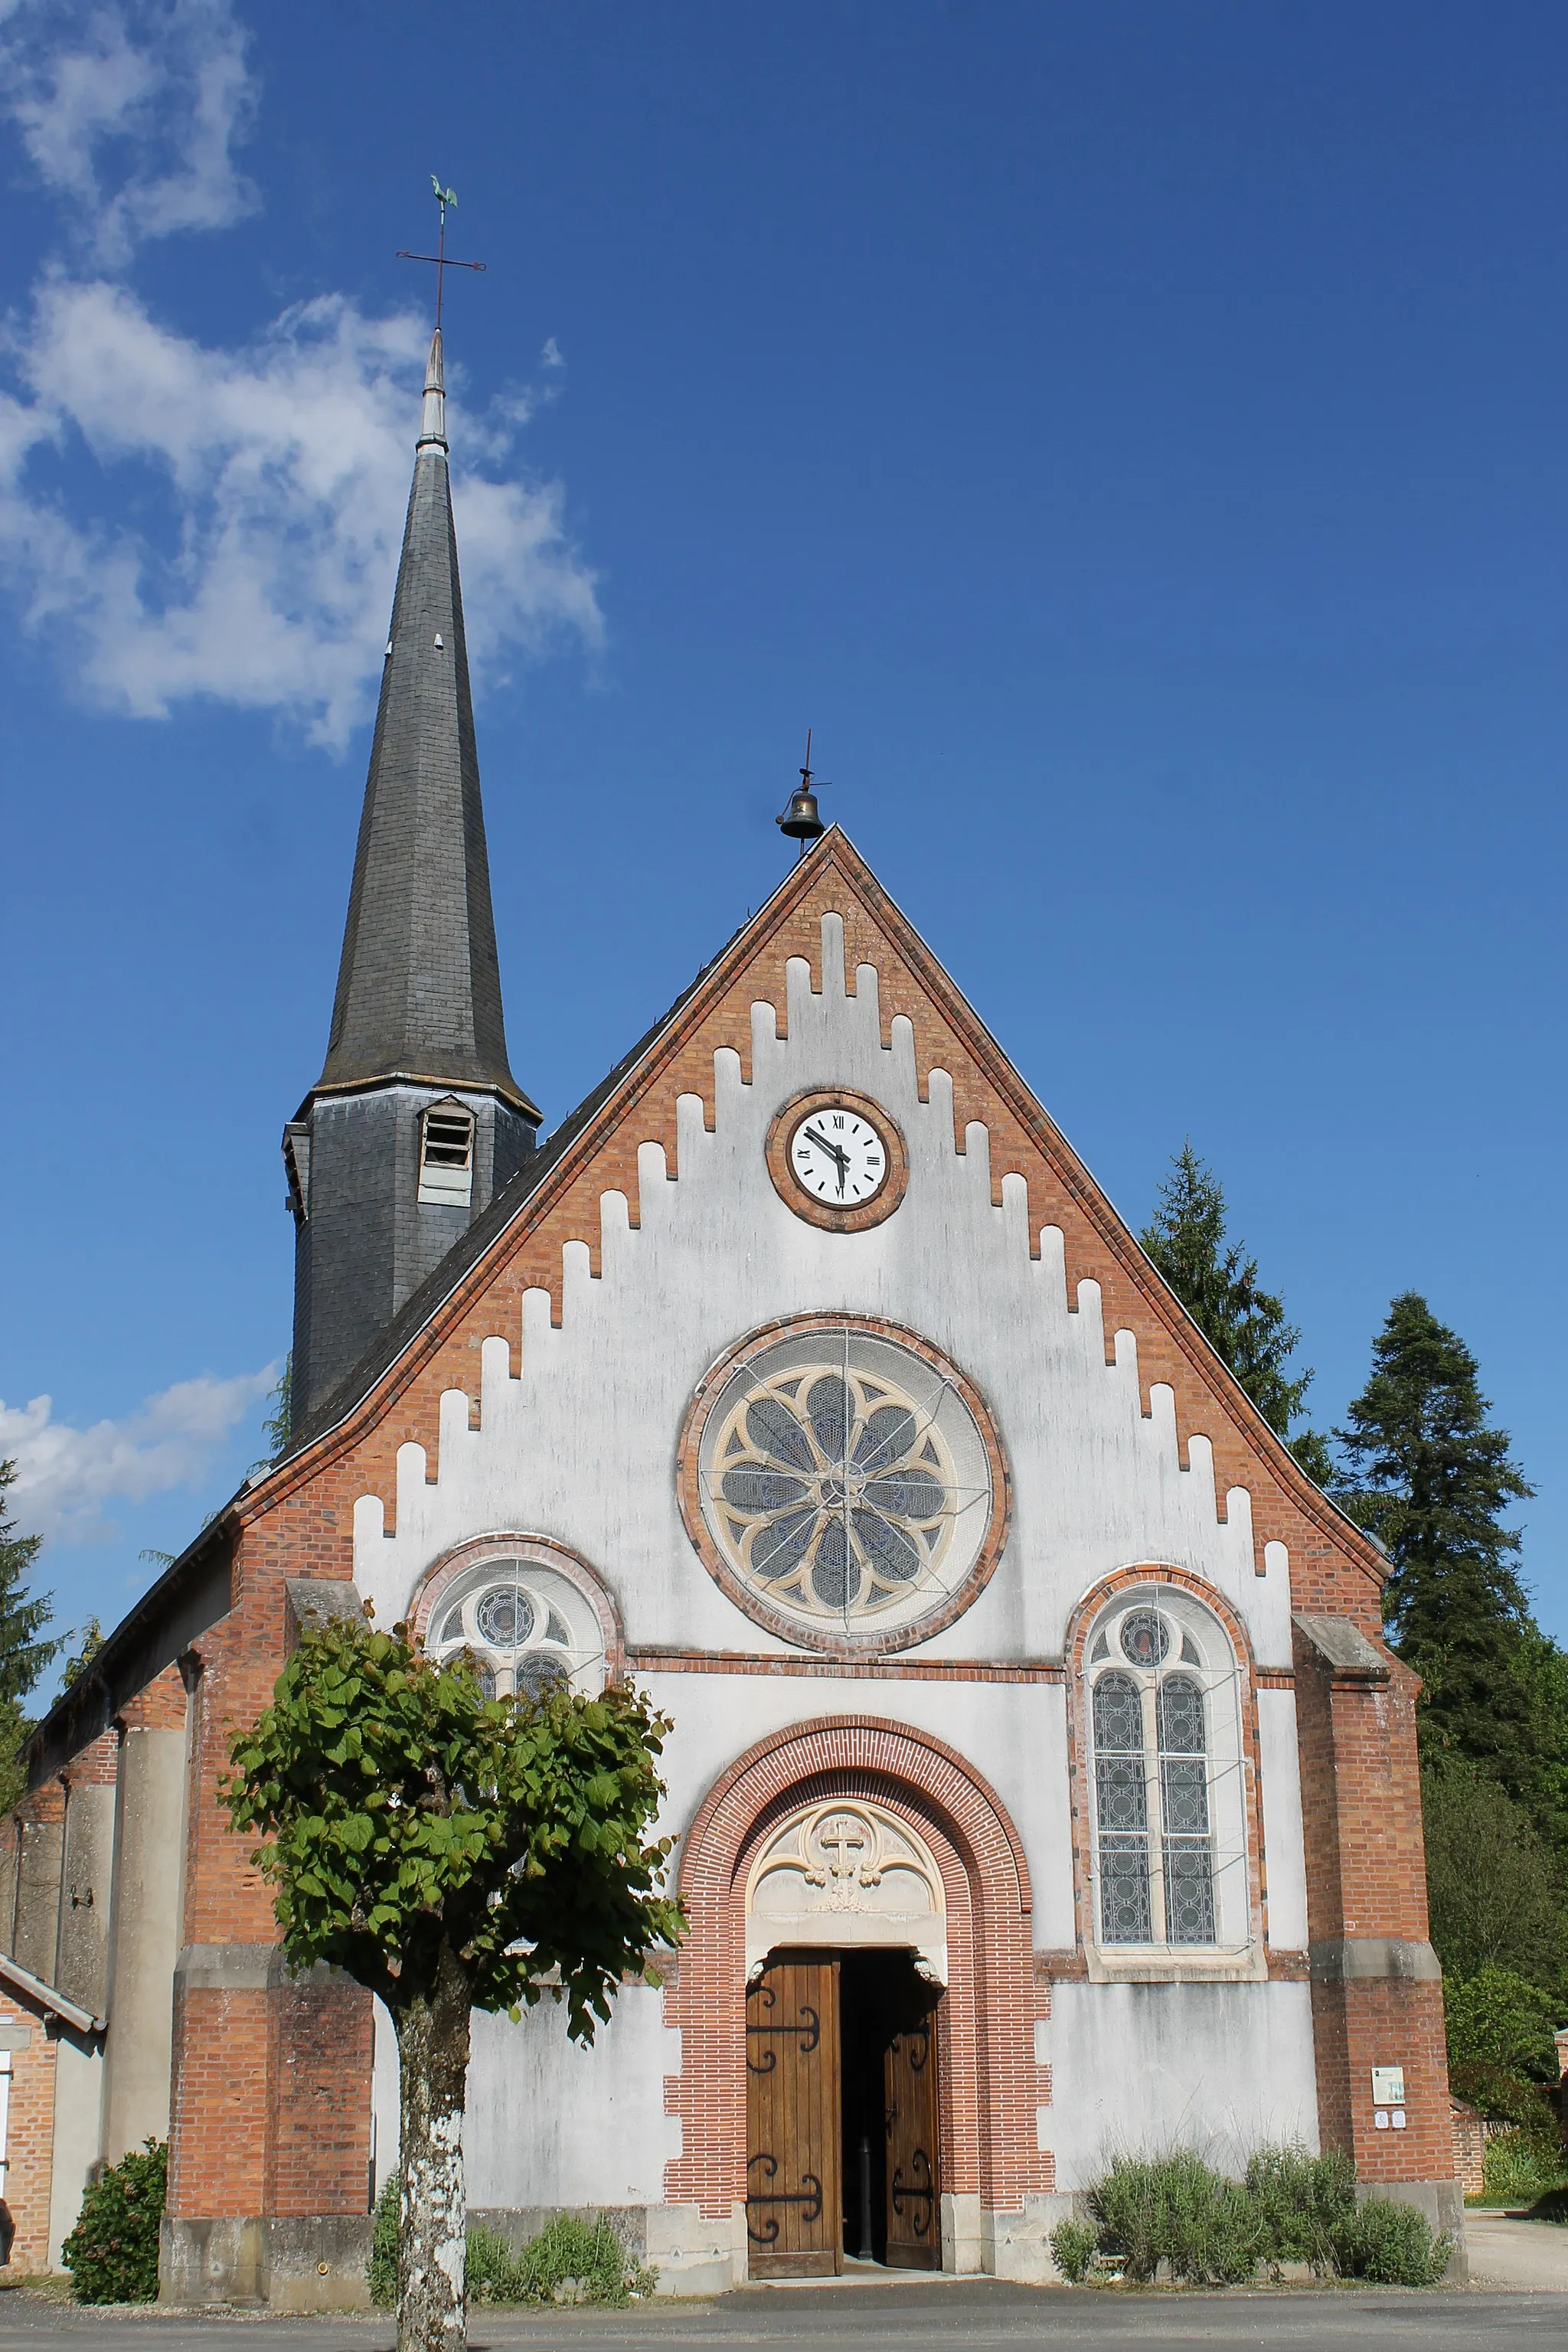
[0,328,1460,2300]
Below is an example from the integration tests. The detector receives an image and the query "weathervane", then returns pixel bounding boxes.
[776,728,830,853]
[397,176,487,332]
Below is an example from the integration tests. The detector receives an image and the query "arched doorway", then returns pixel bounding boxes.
[743,1800,946,2275]
[663,1717,1047,2279]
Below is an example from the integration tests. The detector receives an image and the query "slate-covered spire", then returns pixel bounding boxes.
[317,328,537,1116]
[284,334,539,1436]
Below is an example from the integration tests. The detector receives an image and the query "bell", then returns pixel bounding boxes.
[777,782,825,843]
[776,731,829,844]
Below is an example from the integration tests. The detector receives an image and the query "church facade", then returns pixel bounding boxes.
[0,334,1460,2300]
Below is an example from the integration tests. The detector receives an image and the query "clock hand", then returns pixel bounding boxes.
[802,1124,850,1173]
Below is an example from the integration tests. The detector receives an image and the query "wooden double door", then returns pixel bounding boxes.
[745,1949,941,2276]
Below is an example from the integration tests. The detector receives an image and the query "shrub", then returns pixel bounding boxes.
[1480,2127,1568,2207]
[1089,2152,1263,2285]
[60,2138,167,2304]
[511,2212,656,2306]
[368,2172,398,2308]
[1528,2187,1568,2224]
[1331,2196,1452,2286]
[366,2184,655,2310]
[1048,2216,1099,2283]
[1243,2145,1357,2273]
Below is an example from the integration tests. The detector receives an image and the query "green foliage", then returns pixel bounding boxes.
[224,1610,682,2038]
[1423,1766,1567,1994]
[1243,2145,1357,2272]
[60,1617,103,1689]
[1445,1965,1563,2084]
[60,2138,167,2303]
[0,1458,57,1815]
[1067,2147,1452,2288]
[1088,2151,1263,2285]
[1047,2217,1099,2283]
[1449,2060,1559,2133]
[1335,1295,1540,1768]
[1478,2128,1568,2207]
[367,2180,654,2308]
[1141,1144,1330,1477]
[251,1356,292,1475]
[1332,2196,1452,2285]
[369,2171,400,2306]
[505,2213,655,2305]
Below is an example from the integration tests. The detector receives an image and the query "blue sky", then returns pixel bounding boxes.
[2,2,1563,1684]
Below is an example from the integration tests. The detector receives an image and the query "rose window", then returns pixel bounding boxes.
[688,1323,1000,1646]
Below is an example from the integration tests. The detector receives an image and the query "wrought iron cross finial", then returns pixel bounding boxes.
[396,175,487,332]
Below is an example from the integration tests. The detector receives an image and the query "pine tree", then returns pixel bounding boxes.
[0,1458,59,1815]
[1334,1293,1554,1799]
[1141,1142,1332,1482]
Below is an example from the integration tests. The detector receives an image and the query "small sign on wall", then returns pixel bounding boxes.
[1371,2066,1405,2106]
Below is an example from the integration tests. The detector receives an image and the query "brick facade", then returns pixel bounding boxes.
[0,1991,58,2273]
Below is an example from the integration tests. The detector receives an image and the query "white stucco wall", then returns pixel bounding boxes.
[354,912,1296,1678]
[1043,1981,1318,2187]
[465,1988,681,2210]
[348,909,1321,2213]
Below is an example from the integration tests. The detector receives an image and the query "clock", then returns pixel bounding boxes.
[790,1106,887,1205]
[765,1089,909,1232]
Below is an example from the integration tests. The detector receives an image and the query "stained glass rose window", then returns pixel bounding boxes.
[688,1323,1000,1646]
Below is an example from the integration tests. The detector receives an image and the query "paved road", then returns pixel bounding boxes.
[4,2281,1568,2352]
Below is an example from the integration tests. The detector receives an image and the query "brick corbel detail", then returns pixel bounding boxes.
[662,1716,1050,2222]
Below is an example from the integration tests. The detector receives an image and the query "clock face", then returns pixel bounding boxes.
[788,1105,890,1208]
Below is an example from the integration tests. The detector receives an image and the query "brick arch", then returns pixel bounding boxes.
[678,1716,1034,1914]
[662,1717,1050,2235]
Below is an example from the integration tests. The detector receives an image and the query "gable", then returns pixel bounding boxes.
[243,830,1383,1645]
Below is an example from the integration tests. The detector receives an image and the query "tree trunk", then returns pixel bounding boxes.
[394,1942,472,2352]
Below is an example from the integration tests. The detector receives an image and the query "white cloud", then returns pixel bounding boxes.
[0,0,256,264]
[0,1367,276,1541]
[0,282,603,748]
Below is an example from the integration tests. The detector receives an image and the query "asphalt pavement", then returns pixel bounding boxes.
[4,2276,1568,2352]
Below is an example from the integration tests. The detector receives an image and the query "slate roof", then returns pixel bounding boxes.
[289,908,750,1452]
[315,330,537,1118]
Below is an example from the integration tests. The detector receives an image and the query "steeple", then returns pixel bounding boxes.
[317,329,535,1113]
[283,332,538,1434]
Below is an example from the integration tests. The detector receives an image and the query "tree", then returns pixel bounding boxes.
[1141,1142,1333,1481]
[224,1613,681,2352]
[1334,1294,1541,1783]
[61,1618,104,1688]
[1442,1965,1563,2087]
[0,1459,59,1815]
[1421,1762,1566,1994]
[250,1355,292,1475]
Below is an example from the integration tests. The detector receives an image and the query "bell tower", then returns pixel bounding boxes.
[283,328,538,1434]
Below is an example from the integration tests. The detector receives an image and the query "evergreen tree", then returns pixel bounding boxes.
[0,1458,59,1815]
[1334,1293,1546,1786]
[1141,1142,1332,1482]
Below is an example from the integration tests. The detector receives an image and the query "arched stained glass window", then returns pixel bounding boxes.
[425,1553,608,1704]
[1088,1603,1223,1949]
[1093,1672,1152,1942]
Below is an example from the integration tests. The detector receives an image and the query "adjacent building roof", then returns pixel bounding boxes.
[0,1949,104,2037]
[314,328,537,1119]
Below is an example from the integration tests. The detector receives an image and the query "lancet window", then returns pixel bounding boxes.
[1086,1593,1245,1952]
